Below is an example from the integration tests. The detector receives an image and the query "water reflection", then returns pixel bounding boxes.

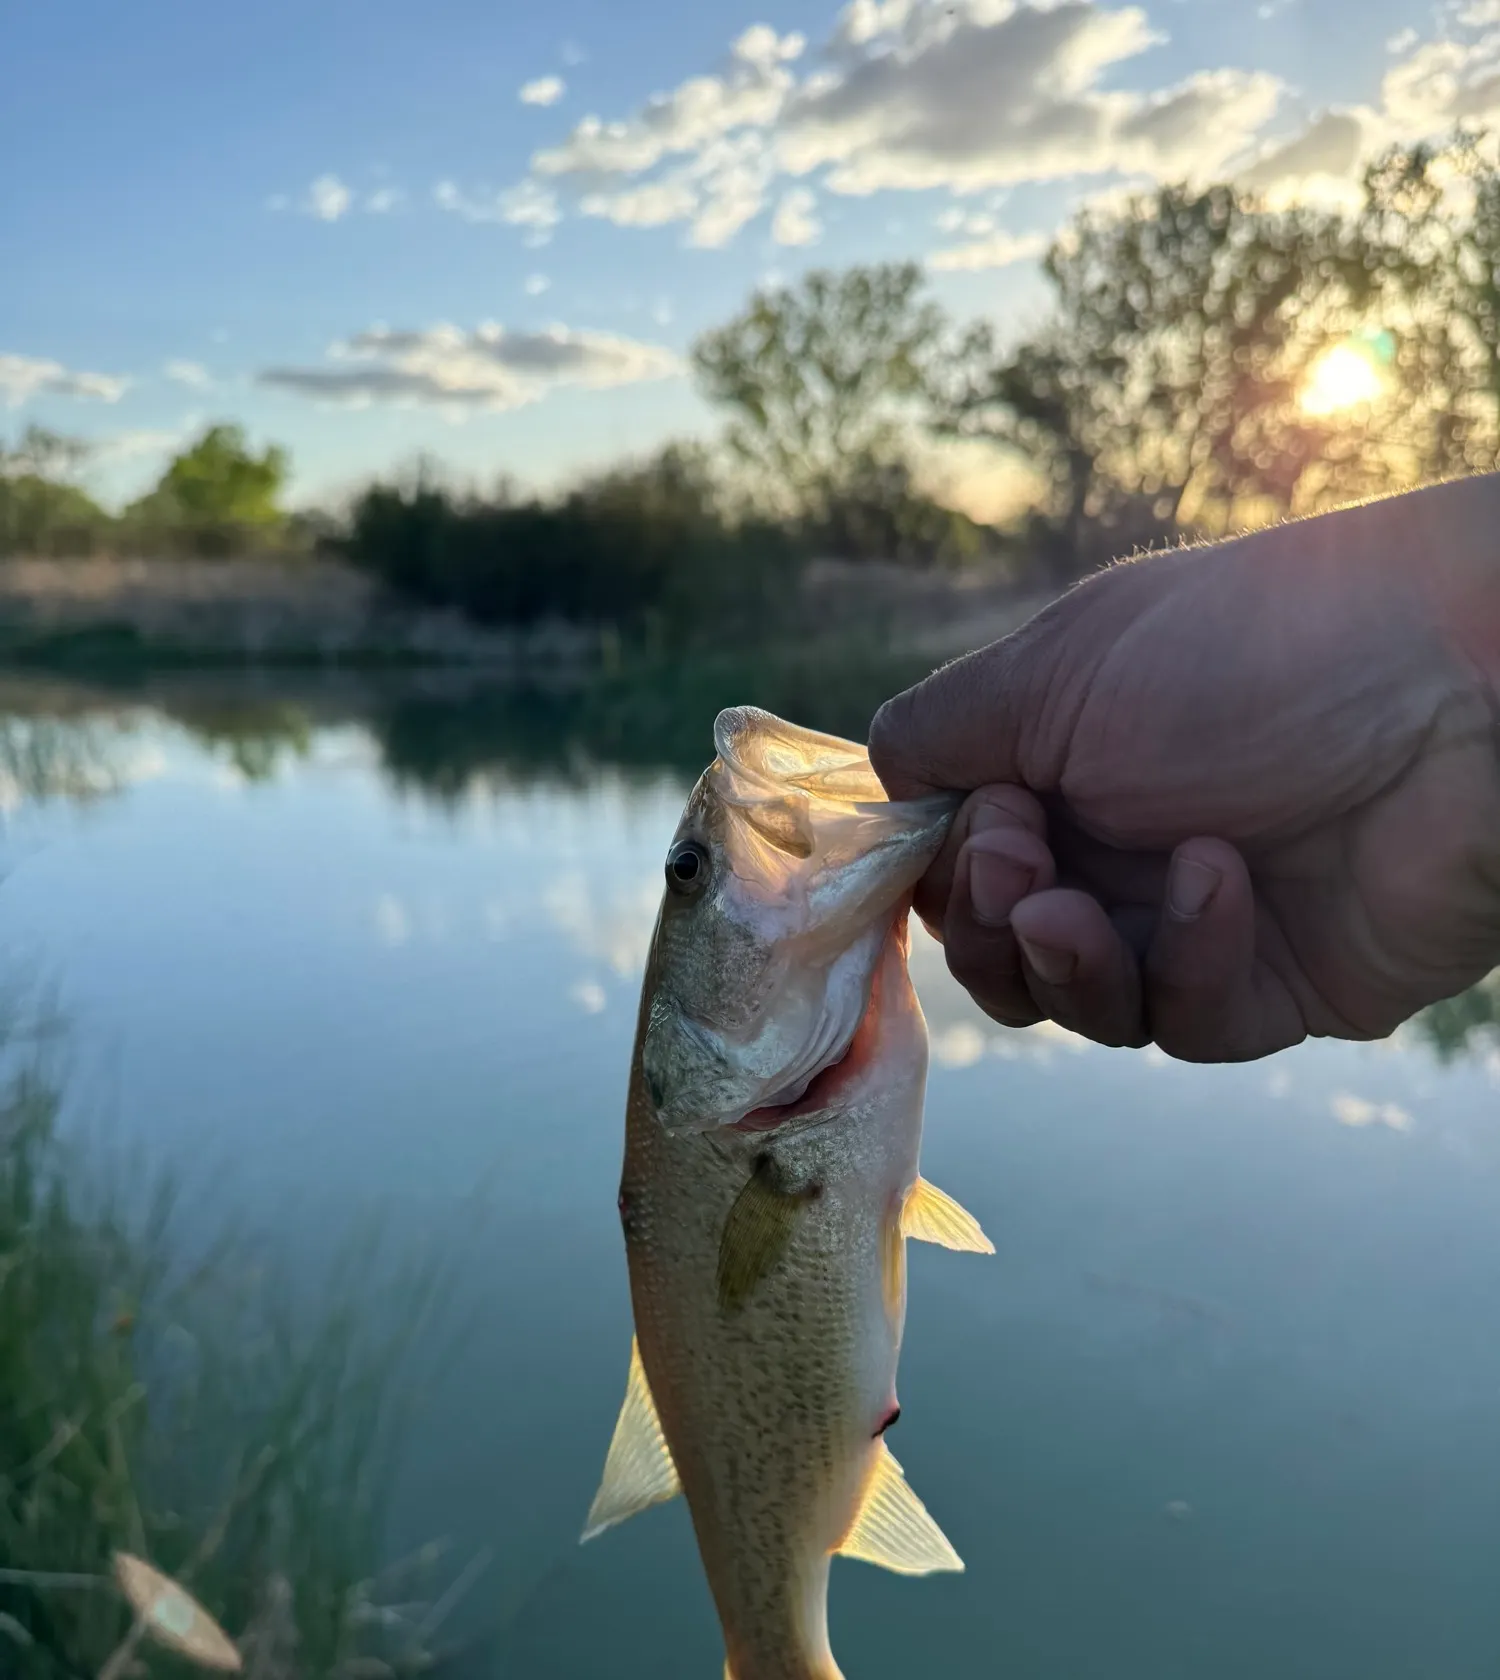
[9,668,1494,1073]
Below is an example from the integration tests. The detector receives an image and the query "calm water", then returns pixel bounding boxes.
[4,674,1500,1678]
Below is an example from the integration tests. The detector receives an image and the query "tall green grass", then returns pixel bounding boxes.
[0,1008,480,1678]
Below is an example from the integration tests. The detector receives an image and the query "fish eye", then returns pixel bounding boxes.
[666,840,710,895]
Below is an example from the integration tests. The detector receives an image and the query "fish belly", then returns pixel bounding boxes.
[624,1087,912,1680]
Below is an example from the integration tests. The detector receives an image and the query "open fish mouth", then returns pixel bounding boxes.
[728,928,894,1134]
[728,1035,858,1133]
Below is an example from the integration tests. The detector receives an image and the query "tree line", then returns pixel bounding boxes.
[9,133,1500,634]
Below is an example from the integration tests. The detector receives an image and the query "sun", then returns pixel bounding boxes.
[1300,342,1386,417]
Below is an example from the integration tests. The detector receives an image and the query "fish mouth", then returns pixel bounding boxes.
[728,935,891,1135]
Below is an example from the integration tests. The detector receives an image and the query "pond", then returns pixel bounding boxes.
[2,669,1498,1679]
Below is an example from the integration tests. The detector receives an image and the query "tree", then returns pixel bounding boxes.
[1,425,93,481]
[948,186,1390,551]
[129,424,288,544]
[945,144,1500,571]
[691,264,950,528]
[0,427,108,556]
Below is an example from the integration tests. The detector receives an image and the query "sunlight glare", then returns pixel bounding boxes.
[1300,342,1386,416]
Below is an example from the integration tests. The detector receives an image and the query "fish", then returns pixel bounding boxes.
[581,706,994,1680]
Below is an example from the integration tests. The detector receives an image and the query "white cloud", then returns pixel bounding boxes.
[1234,13,1500,209]
[931,1023,987,1069]
[271,177,404,217]
[374,893,411,946]
[569,978,608,1014]
[306,173,352,221]
[544,872,661,977]
[534,25,803,179]
[511,1,1500,253]
[561,39,586,67]
[0,353,127,407]
[258,321,680,411]
[688,131,776,246]
[525,1,1284,248]
[524,273,551,295]
[1330,1092,1413,1132]
[927,226,1048,270]
[164,359,211,389]
[1239,108,1368,202]
[581,178,701,227]
[777,6,1279,195]
[1382,34,1500,134]
[936,205,994,234]
[771,186,822,245]
[521,75,567,107]
[434,179,561,245]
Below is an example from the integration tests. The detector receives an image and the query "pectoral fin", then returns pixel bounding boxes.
[900,1177,994,1255]
[837,1442,964,1575]
[581,1337,681,1542]
[718,1161,810,1311]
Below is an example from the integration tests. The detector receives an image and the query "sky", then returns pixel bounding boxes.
[3,0,1493,510]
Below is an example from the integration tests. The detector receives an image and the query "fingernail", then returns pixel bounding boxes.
[1017,935,1076,986]
[1168,857,1222,922]
[966,838,1036,928]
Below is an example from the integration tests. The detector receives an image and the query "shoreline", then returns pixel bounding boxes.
[0,554,1050,675]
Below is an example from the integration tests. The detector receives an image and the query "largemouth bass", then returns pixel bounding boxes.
[582,707,993,1680]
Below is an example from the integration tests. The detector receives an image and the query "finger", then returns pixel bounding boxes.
[1008,889,1148,1048]
[914,785,1048,938]
[939,825,1058,1027]
[869,629,1054,801]
[868,559,1170,800]
[1144,839,1307,1061]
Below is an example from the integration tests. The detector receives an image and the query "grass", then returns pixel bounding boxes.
[0,1000,483,1679]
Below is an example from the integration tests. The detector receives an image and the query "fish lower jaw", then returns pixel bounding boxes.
[730,926,900,1134]
[728,1036,855,1134]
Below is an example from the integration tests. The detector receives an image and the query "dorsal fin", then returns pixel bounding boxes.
[900,1177,994,1254]
[580,1337,681,1542]
[836,1442,963,1576]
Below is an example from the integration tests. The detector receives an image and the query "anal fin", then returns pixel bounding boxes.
[837,1442,963,1576]
[900,1176,994,1254]
[581,1336,682,1542]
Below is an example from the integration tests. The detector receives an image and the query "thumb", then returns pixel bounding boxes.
[868,554,1171,800]
[868,614,1066,801]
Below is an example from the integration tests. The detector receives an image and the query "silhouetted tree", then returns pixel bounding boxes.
[691,264,960,545]
[946,138,1500,571]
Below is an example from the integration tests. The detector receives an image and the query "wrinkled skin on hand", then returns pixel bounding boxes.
[869,517,1500,1062]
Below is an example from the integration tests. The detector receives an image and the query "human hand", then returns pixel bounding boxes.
[869,500,1500,1060]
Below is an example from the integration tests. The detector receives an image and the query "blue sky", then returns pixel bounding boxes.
[2,0,1482,508]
